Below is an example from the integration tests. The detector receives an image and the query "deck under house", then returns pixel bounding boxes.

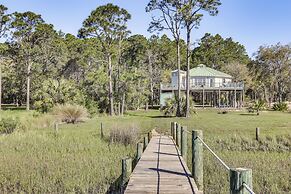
[160,64,244,108]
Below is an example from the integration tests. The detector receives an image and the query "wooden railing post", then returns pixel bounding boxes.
[148,131,152,142]
[100,122,104,139]
[54,122,59,132]
[181,126,188,160]
[136,143,143,161]
[176,123,181,148]
[144,136,148,150]
[256,127,260,141]
[173,122,177,142]
[171,122,174,138]
[230,168,252,194]
[121,157,132,190]
[192,130,203,190]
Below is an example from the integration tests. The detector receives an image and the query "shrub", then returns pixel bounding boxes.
[248,100,266,115]
[162,95,196,116]
[163,97,176,116]
[52,104,88,124]
[33,79,85,113]
[85,99,100,116]
[217,109,228,114]
[109,127,139,146]
[273,102,288,112]
[0,118,19,134]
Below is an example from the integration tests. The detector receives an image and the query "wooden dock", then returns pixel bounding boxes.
[125,135,201,194]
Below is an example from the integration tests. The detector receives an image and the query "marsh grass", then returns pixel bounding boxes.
[109,125,139,146]
[52,104,88,124]
[0,109,290,193]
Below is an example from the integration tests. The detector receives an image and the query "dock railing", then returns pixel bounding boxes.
[120,131,152,193]
[171,122,255,194]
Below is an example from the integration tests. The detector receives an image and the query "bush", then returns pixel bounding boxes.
[248,100,266,115]
[273,102,288,112]
[0,118,19,134]
[52,104,88,124]
[33,79,85,113]
[109,127,139,146]
[218,110,228,114]
[162,95,196,116]
[85,99,100,116]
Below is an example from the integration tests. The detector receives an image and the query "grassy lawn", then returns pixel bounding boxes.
[0,109,290,193]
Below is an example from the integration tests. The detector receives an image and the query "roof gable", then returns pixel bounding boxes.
[190,64,232,78]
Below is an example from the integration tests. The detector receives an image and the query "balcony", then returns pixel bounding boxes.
[161,82,244,91]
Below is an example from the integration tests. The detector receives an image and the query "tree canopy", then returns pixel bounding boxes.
[0,3,289,115]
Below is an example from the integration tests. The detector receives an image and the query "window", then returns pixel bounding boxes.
[195,78,206,86]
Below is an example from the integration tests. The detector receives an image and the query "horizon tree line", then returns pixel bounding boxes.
[0,2,290,115]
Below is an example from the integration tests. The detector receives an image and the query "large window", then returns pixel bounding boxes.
[195,78,206,86]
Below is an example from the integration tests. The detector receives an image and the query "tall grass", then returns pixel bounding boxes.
[52,104,88,124]
[0,109,290,193]
[109,125,139,146]
[0,118,135,193]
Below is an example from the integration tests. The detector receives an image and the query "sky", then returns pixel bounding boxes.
[2,0,291,56]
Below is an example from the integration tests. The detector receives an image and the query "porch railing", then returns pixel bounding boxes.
[161,82,244,90]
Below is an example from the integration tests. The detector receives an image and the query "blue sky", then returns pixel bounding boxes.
[2,0,291,56]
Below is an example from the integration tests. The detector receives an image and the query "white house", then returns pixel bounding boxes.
[160,64,244,108]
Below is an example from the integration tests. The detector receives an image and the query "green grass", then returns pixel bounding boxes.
[0,109,290,193]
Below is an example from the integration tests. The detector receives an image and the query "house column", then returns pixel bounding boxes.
[211,91,216,107]
[226,91,229,107]
[240,90,243,108]
[234,83,237,108]
[202,87,205,108]
[218,89,221,108]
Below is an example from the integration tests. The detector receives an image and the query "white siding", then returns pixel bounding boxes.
[171,71,186,88]
[172,72,232,88]
[214,77,223,87]
[171,72,178,86]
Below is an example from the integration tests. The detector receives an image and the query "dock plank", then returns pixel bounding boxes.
[125,135,202,194]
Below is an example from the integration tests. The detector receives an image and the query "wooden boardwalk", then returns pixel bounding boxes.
[125,135,201,194]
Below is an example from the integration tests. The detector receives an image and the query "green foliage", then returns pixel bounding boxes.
[0,117,19,134]
[248,100,266,115]
[0,109,290,193]
[0,4,11,39]
[84,99,100,116]
[0,111,135,193]
[78,3,131,44]
[249,44,291,103]
[33,79,85,113]
[193,33,250,70]
[52,104,88,124]
[163,96,196,116]
[273,102,288,112]
[163,97,176,116]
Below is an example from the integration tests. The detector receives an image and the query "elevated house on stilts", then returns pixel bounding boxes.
[160,64,244,108]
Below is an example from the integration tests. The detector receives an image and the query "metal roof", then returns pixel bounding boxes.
[190,64,232,78]
[171,69,186,73]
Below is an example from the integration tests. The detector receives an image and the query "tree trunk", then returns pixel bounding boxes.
[176,40,181,117]
[118,102,121,116]
[26,61,31,111]
[278,81,283,103]
[121,92,125,116]
[148,54,154,108]
[108,55,114,116]
[185,26,191,118]
[150,82,154,108]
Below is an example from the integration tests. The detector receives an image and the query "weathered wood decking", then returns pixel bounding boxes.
[125,135,201,194]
